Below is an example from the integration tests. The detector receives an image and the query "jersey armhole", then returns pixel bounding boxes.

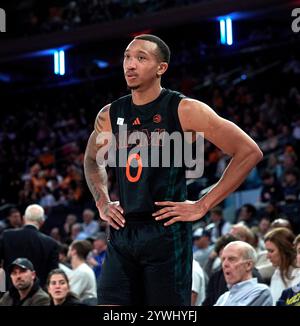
[170,93,186,134]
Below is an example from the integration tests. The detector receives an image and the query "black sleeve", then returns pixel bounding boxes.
[202,270,226,306]
[276,288,289,306]
[202,274,216,306]
[47,240,59,272]
[253,267,264,283]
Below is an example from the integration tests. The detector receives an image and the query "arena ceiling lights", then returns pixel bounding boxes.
[219,17,233,46]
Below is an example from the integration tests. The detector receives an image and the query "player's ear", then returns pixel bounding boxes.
[157,62,168,77]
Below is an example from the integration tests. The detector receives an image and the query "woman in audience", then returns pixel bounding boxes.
[47,269,85,306]
[264,227,300,305]
[277,234,300,305]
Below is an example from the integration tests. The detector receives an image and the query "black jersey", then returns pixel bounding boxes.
[109,88,187,215]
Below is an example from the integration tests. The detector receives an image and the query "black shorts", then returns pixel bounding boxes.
[98,215,192,306]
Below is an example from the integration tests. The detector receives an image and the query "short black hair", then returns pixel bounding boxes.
[210,206,223,216]
[242,204,256,216]
[261,170,274,180]
[8,208,20,215]
[134,34,170,63]
[58,243,69,256]
[71,240,93,260]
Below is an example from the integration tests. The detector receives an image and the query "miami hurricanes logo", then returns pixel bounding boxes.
[153,114,162,123]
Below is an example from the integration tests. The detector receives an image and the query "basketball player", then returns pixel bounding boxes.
[84,34,263,305]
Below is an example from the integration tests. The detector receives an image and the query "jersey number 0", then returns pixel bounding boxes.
[126,153,143,182]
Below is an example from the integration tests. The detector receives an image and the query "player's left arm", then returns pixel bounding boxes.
[153,98,263,226]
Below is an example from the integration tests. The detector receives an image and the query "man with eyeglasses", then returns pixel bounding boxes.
[214,241,272,306]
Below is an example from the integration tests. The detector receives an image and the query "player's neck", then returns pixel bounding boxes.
[131,84,163,106]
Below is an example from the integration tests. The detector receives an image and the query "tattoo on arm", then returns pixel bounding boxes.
[84,106,111,204]
[94,105,109,134]
[84,152,109,203]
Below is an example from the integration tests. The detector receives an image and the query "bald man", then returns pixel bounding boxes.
[215,241,272,306]
[0,204,59,287]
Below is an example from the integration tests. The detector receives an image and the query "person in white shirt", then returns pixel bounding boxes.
[68,240,97,305]
[193,228,214,268]
[0,267,6,295]
[214,241,272,306]
[265,227,300,305]
[277,234,300,306]
[191,259,206,306]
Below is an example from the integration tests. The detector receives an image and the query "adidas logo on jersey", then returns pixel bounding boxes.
[132,117,141,125]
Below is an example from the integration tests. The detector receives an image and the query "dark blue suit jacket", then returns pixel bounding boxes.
[0,224,59,288]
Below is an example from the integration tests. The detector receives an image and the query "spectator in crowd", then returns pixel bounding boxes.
[260,170,284,204]
[191,259,206,306]
[50,227,62,243]
[214,241,272,306]
[282,168,300,202]
[68,240,97,305]
[207,206,231,243]
[270,218,292,230]
[204,233,235,280]
[79,209,99,239]
[0,258,50,306]
[265,227,300,304]
[193,228,214,268]
[65,223,83,244]
[236,204,258,228]
[202,234,263,305]
[257,216,271,238]
[249,224,275,284]
[86,232,108,301]
[0,204,59,288]
[87,232,107,280]
[277,234,300,305]
[229,224,255,246]
[63,214,77,239]
[39,187,57,212]
[47,268,85,306]
[0,208,23,233]
[261,203,286,223]
[265,154,283,181]
[57,244,72,277]
[252,216,271,250]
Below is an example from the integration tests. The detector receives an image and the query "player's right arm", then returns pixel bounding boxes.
[84,104,125,229]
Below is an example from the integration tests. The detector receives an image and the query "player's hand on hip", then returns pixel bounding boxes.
[96,200,125,230]
[153,200,206,226]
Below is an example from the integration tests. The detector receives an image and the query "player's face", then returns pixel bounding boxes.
[123,39,166,91]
